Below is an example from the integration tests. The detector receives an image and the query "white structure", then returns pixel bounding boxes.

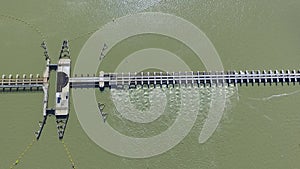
[55,58,71,116]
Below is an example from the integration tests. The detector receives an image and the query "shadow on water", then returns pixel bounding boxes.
[0,87,43,94]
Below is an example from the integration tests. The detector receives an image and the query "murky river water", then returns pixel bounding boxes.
[1,0,300,168]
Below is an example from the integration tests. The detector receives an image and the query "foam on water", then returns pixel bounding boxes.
[110,84,237,142]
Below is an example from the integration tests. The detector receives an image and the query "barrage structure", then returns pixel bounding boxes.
[1,40,300,139]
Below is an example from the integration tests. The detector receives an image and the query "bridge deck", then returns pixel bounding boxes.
[2,70,300,90]
[0,77,43,90]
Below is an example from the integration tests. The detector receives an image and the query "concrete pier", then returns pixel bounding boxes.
[55,40,71,139]
[55,58,70,116]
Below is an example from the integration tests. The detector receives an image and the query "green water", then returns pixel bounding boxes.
[1,0,300,168]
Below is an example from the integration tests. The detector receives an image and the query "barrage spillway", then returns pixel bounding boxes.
[1,40,300,140]
[70,70,300,89]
